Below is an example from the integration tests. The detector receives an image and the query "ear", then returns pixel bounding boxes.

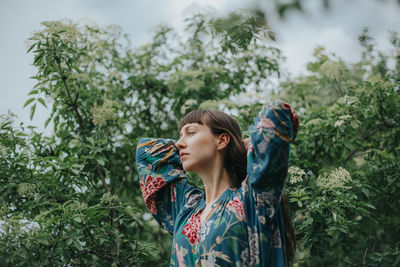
[216,133,230,151]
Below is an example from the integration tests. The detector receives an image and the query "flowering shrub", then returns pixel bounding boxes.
[316,167,352,191]
[279,29,400,266]
[1,12,399,266]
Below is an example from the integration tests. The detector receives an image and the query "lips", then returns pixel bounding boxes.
[180,152,189,158]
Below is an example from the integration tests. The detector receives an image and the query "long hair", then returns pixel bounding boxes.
[178,109,296,263]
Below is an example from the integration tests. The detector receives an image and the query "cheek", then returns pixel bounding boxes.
[182,135,216,171]
[192,133,211,146]
[191,136,216,158]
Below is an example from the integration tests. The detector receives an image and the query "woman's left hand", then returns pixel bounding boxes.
[242,137,250,150]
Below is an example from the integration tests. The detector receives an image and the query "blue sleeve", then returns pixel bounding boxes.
[135,138,201,233]
[247,100,298,191]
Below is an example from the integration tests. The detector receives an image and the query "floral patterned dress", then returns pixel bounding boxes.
[135,101,299,267]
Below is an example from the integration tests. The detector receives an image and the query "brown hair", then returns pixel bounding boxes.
[178,109,296,263]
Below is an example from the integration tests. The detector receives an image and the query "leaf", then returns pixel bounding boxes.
[332,211,337,222]
[226,237,239,254]
[44,66,51,77]
[38,98,47,108]
[28,90,39,95]
[363,203,376,210]
[87,137,94,145]
[23,98,35,108]
[39,239,50,246]
[71,169,80,175]
[33,52,44,65]
[97,158,106,166]
[44,117,52,128]
[74,240,83,251]
[27,43,36,53]
[30,103,36,120]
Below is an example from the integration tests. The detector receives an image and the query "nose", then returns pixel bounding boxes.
[175,137,185,150]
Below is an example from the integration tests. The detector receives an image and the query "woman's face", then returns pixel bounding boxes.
[176,123,219,173]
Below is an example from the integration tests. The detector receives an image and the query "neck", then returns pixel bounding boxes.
[196,156,231,206]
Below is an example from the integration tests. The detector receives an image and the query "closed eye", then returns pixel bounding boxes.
[188,131,195,136]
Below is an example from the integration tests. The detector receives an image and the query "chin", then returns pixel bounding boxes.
[182,164,193,172]
[182,161,195,173]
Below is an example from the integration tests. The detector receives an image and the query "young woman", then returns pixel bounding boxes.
[135,101,299,266]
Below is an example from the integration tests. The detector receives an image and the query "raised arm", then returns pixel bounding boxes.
[246,101,299,190]
[135,138,200,233]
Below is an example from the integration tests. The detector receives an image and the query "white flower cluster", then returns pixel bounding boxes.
[339,115,352,120]
[17,183,37,199]
[334,120,344,127]
[334,114,352,128]
[316,167,352,191]
[199,99,236,111]
[0,144,7,157]
[0,205,7,217]
[306,118,322,127]
[184,79,205,92]
[66,201,88,213]
[288,166,306,184]
[320,60,342,78]
[100,192,120,205]
[168,70,204,93]
[338,95,359,106]
[28,20,80,48]
[180,99,198,115]
[90,99,115,127]
[68,73,91,83]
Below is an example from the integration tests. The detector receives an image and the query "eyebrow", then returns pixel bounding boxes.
[180,125,198,136]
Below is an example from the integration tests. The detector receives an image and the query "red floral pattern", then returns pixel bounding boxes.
[171,184,176,202]
[140,175,166,214]
[281,102,299,138]
[226,196,246,222]
[181,212,200,245]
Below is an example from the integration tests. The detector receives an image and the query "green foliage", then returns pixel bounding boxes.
[279,29,400,266]
[1,12,399,266]
[0,112,151,266]
[1,13,280,265]
[266,0,399,19]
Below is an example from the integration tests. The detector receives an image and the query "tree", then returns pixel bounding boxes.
[276,28,400,266]
[1,10,399,266]
[1,12,280,266]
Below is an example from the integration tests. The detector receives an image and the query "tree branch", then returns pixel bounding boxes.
[376,87,395,129]
[343,127,381,163]
[82,228,113,260]
[334,77,345,96]
[97,169,110,193]
[51,39,86,132]
[48,221,64,266]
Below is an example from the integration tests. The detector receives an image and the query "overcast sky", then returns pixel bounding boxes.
[1,0,399,132]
